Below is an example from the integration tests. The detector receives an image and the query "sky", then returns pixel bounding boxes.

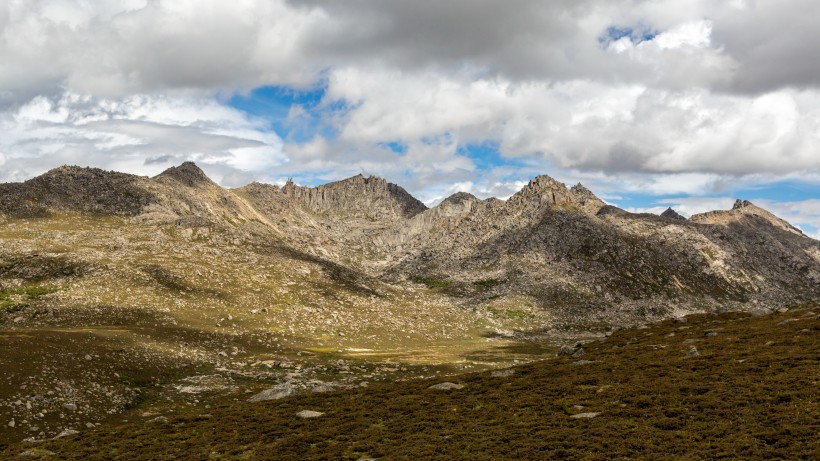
[0,0,818,239]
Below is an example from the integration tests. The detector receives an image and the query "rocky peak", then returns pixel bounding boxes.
[660,207,686,221]
[569,182,607,214]
[0,165,152,217]
[155,162,213,187]
[441,192,479,206]
[507,175,574,210]
[278,174,427,220]
[732,199,754,210]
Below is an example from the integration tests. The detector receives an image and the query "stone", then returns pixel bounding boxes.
[62,403,77,411]
[491,369,515,378]
[687,346,700,357]
[248,382,295,402]
[53,429,79,439]
[8,418,15,428]
[429,382,464,390]
[296,410,324,419]
[572,360,594,366]
[750,307,771,317]
[13,316,24,323]
[570,412,600,419]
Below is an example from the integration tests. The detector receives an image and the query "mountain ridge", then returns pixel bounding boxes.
[1,162,818,327]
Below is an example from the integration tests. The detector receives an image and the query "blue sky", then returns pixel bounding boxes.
[0,1,818,238]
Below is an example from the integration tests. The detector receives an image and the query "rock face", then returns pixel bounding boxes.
[0,166,154,217]
[660,207,686,221]
[1,162,818,329]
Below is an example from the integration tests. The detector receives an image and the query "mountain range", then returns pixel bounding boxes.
[2,161,817,328]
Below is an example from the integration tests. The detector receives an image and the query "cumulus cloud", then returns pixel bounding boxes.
[0,0,818,229]
[0,92,285,184]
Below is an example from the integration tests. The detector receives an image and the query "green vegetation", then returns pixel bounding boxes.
[472,278,505,290]
[3,302,815,460]
[410,275,450,289]
[487,306,533,320]
[0,285,57,312]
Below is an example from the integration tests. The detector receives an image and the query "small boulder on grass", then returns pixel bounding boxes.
[687,346,700,357]
[570,412,600,419]
[296,410,324,419]
[429,382,464,390]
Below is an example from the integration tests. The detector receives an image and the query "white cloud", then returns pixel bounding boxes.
[0,92,285,183]
[0,1,818,230]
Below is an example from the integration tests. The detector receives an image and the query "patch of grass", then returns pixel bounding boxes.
[410,275,450,289]
[473,278,505,290]
[0,285,58,312]
[488,307,533,320]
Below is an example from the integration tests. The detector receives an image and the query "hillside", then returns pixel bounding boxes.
[2,301,816,460]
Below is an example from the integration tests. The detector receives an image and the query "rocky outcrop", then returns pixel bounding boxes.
[0,166,154,217]
[660,207,686,221]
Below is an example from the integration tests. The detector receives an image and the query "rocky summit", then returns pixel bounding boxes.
[0,162,818,451]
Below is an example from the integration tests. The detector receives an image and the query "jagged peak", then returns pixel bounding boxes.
[441,192,478,205]
[732,199,754,210]
[570,182,594,195]
[507,174,574,209]
[155,162,212,187]
[660,207,686,221]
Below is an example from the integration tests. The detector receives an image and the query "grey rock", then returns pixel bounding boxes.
[572,360,594,366]
[53,429,79,439]
[751,307,772,317]
[687,346,700,357]
[570,412,601,419]
[491,369,515,378]
[296,410,324,419]
[248,382,295,402]
[572,348,585,357]
[429,382,464,390]
[62,403,77,412]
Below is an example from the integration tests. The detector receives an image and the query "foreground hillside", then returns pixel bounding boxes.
[2,302,817,460]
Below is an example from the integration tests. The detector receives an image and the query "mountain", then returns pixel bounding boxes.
[1,162,817,327]
[0,162,818,444]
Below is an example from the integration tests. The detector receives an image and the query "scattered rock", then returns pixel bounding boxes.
[62,403,78,411]
[296,410,324,419]
[18,449,56,458]
[750,307,771,317]
[8,418,15,428]
[491,369,515,377]
[572,360,594,366]
[572,348,585,357]
[570,412,600,419]
[13,316,25,323]
[687,346,700,357]
[429,382,464,390]
[53,429,79,439]
[248,382,295,402]
[147,416,169,424]
[558,346,577,356]
[704,331,718,337]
